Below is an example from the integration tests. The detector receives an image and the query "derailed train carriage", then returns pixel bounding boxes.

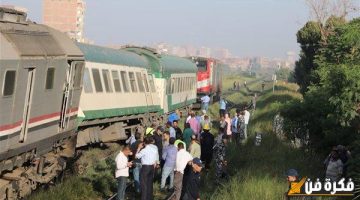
[0,7,198,200]
[0,8,84,199]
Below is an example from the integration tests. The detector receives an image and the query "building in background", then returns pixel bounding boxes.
[43,0,86,42]
[1,5,27,13]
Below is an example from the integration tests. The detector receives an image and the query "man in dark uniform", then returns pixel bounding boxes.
[214,135,229,184]
[200,125,214,169]
[173,120,183,140]
[182,158,204,200]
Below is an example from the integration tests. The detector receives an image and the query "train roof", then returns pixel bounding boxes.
[77,43,149,69]
[0,7,83,59]
[123,47,197,78]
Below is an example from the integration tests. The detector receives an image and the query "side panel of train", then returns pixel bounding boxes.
[76,44,161,147]
[162,73,197,113]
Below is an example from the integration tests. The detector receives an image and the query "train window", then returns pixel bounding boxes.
[170,78,175,94]
[148,75,156,92]
[186,77,189,91]
[3,70,16,96]
[120,71,130,92]
[143,74,149,92]
[102,69,113,93]
[45,68,55,90]
[196,60,207,72]
[111,70,122,92]
[92,69,103,92]
[136,72,145,92]
[177,78,180,93]
[73,62,84,88]
[83,68,93,93]
[128,72,137,92]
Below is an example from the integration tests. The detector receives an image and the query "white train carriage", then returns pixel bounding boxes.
[124,47,198,114]
[75,44,161,147]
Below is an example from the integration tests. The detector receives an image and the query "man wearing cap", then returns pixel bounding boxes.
[182,158,204,200]
[168,143,193,200]
[189,135,201,159]
[200,124,214,169]
[285,169,309,200]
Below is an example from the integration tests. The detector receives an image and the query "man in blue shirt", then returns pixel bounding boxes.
[200,95,210,111]
[219,97,227,117]
[161,137,177,191]
[135,136,159,200]
[166,121,176,138]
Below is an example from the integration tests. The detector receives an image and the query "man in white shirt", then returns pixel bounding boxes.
[169,143,193,200]
[136,136,159,200]
[244,109,250,139]
[200,94,211,111]
[115,146,133,200]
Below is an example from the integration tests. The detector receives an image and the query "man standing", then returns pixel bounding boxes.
[169,143,193,200]
[182,158,204,200]
[200,124,214,169]
[115,146,133,200]
[183,123,194,149]
[200,94,210,111]
[188,113,201,137]
[219,97,227,117]
[161,138,177,191]
[167,121,176,139]
[244,109,250,139]
[189,135,201,159]
[231,111,239,144]
[214,135,229,184]
[173,120,183,140]
[136,136,159,200]
[130,133,142,194]
[163,131,171,149]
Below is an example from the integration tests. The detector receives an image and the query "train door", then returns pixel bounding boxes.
[19,68,35,143]
[143,73,154,106]
[59,61,77,130]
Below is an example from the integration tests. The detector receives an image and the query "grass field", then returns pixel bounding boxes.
[29,75,328,200]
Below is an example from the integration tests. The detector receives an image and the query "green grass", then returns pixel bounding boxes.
[200,79,326,200]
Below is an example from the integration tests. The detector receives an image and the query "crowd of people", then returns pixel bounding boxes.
[115,98,252,200]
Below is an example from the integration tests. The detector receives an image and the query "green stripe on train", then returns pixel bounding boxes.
[167,95,196,112]
[81,105,162,120]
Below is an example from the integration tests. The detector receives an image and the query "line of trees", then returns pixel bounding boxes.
[280,0,359,187]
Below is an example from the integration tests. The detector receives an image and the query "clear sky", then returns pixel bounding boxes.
[1,0,314,58]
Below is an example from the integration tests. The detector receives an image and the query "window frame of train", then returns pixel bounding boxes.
[128,72,138,93]
[83,68,93,93]
[111,70,122,93]
[2,70,17,97]
[92,68,103,93]
[102,69,113,93]
[136,72,145,92]
[73,62,84,89]
[148,75,156,93]
[120,71,130,93]
[45,67,55,90]
[142,73,149,93]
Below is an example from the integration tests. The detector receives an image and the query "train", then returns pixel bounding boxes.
[0,7,221,199]
[189,57,223,103]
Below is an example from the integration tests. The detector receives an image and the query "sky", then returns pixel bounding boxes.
[0,0,315,58]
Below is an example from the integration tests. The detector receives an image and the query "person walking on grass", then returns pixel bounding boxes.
[183,123,194,149]
[200,124,214,169]
[219,97,227,117]
[182,158,204,200]
[244,109,250,139]
[168,143,193,200]
[189,135,201,159]
[161,137,177,191]
[188,113,201,137]
[135,136,159,200]
[224,113,232,138]
[324,148,343,181]
[214,135,229,184]
[200,94,211,112]
[115,146,133,200]
[231,110,240,144]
